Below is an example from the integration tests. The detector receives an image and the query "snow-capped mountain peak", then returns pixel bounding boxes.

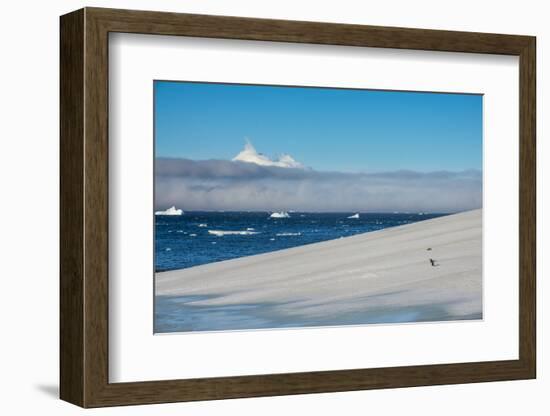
[232,139,303,169]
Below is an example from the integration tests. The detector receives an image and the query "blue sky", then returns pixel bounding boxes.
[154,81,482,173]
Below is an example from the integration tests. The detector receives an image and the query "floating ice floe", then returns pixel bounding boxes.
[347,213,360,219]
[155,206,183,216]
[270,211,290,219]
[208,230,259,237]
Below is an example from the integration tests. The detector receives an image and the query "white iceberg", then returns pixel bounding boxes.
[270,211,290,219]
[232,139,304,169]
[155,206,183,216]
[347,213,360,219]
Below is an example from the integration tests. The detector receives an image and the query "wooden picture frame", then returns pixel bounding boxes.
[60,7,536,408]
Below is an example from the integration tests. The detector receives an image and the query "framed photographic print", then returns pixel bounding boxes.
[60,7,536,407]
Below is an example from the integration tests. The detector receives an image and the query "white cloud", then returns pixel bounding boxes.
[155,158,482,213]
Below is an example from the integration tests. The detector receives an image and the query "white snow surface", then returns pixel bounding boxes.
[157,210,482,321]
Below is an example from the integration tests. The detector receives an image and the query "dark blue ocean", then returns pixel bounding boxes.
[155,212,446,272]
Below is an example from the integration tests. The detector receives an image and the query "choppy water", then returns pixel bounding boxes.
[155,211,446,272]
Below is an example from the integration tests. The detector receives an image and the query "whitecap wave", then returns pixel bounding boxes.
[347,213,360,219]
[197,223,208,227]
[276,232,301,236]
[208,230,259,237]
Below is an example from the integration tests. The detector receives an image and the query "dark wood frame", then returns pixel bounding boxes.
[60,7,536,408]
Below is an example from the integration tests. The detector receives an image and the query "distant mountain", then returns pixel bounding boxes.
[232,139,303,169]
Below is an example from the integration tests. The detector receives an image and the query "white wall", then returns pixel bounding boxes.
[0,0,545,414]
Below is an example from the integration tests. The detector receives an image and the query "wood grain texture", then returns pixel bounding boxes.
[83,10,110,406]
[518,38,536,375]
[59,8,84,407]
[88,7,532,54]
[59,7,537,408]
